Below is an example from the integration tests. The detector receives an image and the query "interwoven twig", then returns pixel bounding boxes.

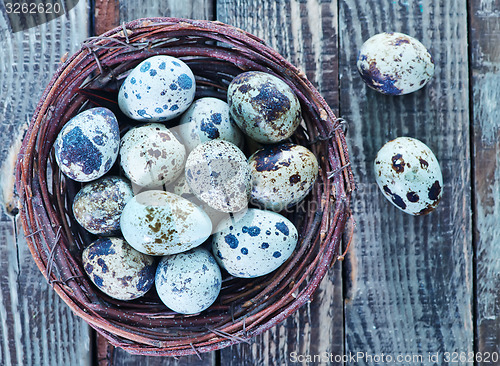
[15,17,354,356]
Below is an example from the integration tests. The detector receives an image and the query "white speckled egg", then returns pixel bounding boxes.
[177,97,244,152]
[82,237,156,300]
[357,32,434,95]
[54,107,120,182]
[120,190,212,255]
[249,143,319,211]
[118,55,196,122]
[73,176,134,235]
[120,123,185,188]
[155,247,222,314]
[185,140,250,213]
[374,137,443,215]
[212,208,298,278]
[227,71,301,143]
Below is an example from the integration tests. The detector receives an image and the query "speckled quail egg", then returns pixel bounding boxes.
[249,143,319,211]
[54,107,120,182]
[72,176,134,235]
[155,247,222,314]
[374,137,443,215]
[177,97,244,152]
[185,140,250,213]
[119,123,185,188]
[82,237,156,300]
[120,190,212,255]
[118,55,196,121]
[357,32,434,95]
[212,208,298,278]
[227,71,301,143]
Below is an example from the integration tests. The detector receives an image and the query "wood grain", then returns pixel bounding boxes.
[0,2,93,365]
[339,1,474,364]
[469,0,500,361]
[217,1,343,364]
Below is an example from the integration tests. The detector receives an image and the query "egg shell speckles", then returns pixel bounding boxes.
[155,247,222,314]
[54,107,120,182]
[249,143,319,211]
[120,123,186,188]
[178,97,244,152]
[374,137,443,215]
[120,190,212,256]
[357,32,434,95]
[212,208,298,278]
[185,140,250,213]
[118,55,196,122]
[227,71,301,144]
[82,237,156,300]
[72,176,134,235]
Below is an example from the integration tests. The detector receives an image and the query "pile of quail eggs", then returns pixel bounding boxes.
[55,55,319,314]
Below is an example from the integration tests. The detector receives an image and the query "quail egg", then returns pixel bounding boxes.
[374,136,443,215]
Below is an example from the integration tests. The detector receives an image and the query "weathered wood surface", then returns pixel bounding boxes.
[469,0,500,362]
[1,0,499,365]
[0,2,92,365]
[339,1,474,365]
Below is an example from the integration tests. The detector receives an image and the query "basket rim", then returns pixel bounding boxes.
[15,16,354,356]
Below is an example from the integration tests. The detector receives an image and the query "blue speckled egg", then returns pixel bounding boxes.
[120,190,212,256]
[249,143,319,211]
[212,208,298,278]
[54,107,120,182]
[73,176,134,235]
[119,123,186,188]
[82,237,156,300]
[357,32,434,95]
[118,55,196,122]
[155,247,222,314]
[177,97,244,152]
[185,140,250,213]
[227,71,301,144]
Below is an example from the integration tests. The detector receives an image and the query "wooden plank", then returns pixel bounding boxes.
[468,1,500,362]
[0,2,92,365]
[217,1,343,365]
[339,1,474,364]
[107,1,216,364]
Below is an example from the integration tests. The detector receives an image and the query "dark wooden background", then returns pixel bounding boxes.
[0,0,498,365]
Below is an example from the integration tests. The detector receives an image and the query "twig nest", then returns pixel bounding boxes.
[374,137,443,215]
[357,32,434,95]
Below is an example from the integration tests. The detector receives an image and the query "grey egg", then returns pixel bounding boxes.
[73,176,134,235]
[82,237,156,300]
[227,71,301,144]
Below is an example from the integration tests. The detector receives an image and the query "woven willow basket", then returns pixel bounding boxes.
[15,17,354,356]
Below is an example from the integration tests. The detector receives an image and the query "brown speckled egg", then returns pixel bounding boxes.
[248,143,319,211]
[72,176,134,235]
[119,123,186,188]
[357,32,434,95]
[120,190,212,255]
[227,71,301,144]
[185,140,250,213]
[155,247,221,314]
[374,137,443,215]
[82,237,156,300]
